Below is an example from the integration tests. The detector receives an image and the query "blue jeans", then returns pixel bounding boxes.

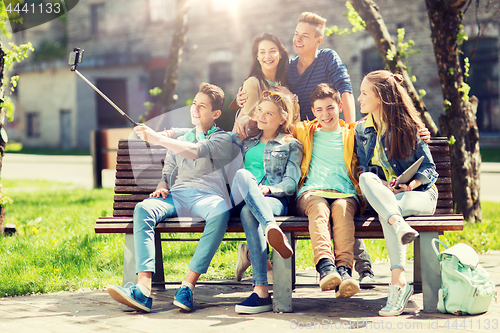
[231,169,288,286]
[133,188,230,275]
[359,172,437,270]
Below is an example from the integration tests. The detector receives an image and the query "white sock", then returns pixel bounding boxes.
[181,281,194,292]
[136,283,151,297]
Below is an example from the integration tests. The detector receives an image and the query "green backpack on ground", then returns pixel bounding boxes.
[432,238,497,315]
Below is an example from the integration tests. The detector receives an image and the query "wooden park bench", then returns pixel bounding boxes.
[95,137,464,313]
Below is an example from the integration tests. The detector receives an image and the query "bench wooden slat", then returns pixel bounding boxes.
[112,198,455,211]
[96,214,463,234]
[116,164,163,171]
[109,206,456,217]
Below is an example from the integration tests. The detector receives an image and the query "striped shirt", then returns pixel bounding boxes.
[287,49,352,121]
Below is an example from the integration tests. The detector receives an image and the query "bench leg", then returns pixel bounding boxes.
[152,231,166,290]
[413,237,422,293]
[123,233,137,286]
[418,231,440,313]
[272,231,293,313]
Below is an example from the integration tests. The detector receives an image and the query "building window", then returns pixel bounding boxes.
[149,0,172,22]
[462,38,500,133]
[90,3,105,35]
[26,112,40,138]
[209,62,232,92]
[361,47,385,78]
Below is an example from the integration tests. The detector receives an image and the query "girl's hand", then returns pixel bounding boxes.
[388,180,410,194]
[259,184,270,195]
[150,188,169,199]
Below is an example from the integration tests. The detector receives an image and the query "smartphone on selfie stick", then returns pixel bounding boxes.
[68,48,139,127]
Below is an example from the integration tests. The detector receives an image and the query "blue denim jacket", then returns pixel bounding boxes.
[233,132,304,197]
[354,120,438,190]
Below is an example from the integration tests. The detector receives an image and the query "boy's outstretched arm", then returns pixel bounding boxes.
[134,124,200,159]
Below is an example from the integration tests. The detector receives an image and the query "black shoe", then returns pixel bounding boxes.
[335,266,360,299]
[359,269,377,289]
[316,258,341,291]
[235,293,273,314]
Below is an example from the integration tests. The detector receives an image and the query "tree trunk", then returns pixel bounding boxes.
[0,41,6,233]
[425,0,481,222]
[156,0,189,112]
[349,0,439,136]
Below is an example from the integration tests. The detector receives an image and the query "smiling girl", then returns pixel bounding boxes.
[355,70,438,317]
[231,90,303,314]
[232,33,299,123]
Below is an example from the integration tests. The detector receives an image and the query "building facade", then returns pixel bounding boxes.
[9,0,500,150]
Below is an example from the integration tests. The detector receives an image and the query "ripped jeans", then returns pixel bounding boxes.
[359,172,437,271]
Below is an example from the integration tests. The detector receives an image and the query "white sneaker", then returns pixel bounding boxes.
[235,243,251,281]
[379,283,414,316]
[393,219,419,245]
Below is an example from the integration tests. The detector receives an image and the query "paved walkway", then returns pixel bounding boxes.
[1,253,499,332]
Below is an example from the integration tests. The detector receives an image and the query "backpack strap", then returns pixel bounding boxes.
[432,238,449,257]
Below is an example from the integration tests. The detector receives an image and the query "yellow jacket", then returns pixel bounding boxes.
[293,118,366,213]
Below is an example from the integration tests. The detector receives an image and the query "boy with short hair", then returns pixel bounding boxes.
[294,83,362,299]
[107,82,239,313]
[287,12,355,123]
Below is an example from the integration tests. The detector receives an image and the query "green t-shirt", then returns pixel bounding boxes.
[244,140,269,185]
[298,128,357,197]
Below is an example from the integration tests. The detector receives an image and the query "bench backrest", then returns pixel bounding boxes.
[112,138,453,217]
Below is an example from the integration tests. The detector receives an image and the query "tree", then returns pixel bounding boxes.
[156,0,189,113]
[0,3,34,232]
[425,0,481,222]
[348,0,439,136]
[344,0,481,221]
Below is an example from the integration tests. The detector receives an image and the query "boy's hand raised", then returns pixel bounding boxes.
[236,86,248,108]
[418,126,431,143]
[233,115,259,138]
[134,124,158,144]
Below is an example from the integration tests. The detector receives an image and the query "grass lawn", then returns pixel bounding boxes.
[0,179,499,297]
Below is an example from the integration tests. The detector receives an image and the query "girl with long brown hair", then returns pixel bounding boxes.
[232,33,299,123]
[355,70,438,316]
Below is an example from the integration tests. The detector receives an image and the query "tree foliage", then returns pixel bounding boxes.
[0,2,34,231]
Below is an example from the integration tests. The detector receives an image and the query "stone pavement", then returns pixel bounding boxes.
[1,253,499,333]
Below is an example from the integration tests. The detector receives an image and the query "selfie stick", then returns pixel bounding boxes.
[74,70,139,127]
[69,48,138,127]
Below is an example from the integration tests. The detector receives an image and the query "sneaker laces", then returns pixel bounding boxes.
[124,282,135,288]
[386,285,402,308]
[179,286,192,301]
